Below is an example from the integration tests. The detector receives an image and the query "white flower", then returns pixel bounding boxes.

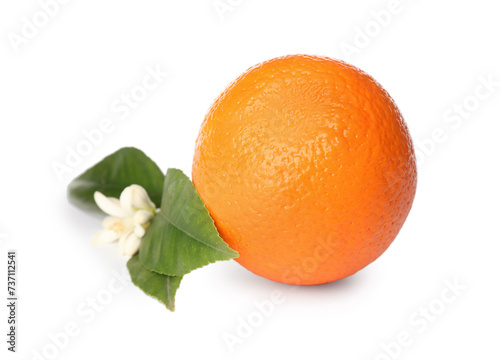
[92,185,157,256]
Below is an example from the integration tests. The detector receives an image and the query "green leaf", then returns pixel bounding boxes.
[127,254,182,311]
[67,147,164,214]
[139,168,239,277]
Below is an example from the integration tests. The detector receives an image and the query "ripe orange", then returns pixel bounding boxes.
[192,55,417,285]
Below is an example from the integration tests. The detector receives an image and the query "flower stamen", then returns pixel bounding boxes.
[92,185,157,256]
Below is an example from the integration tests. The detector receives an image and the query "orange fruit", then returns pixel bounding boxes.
[192,55,417,285]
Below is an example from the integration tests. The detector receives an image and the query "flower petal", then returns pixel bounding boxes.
[102,216,121,229]
[94,192,130,218]
[134,224,146,238]
[130,185,156,211]
[102,216,134,235]
[133,209,153,225]
[119,186,134,214]
[118,230,141,257]
[92,230,119,245]
[126,235,141,256]
[118,229,133,255]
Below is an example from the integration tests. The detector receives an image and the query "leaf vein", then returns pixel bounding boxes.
[157,211,235,256]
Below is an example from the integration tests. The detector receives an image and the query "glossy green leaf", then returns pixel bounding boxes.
[127,254,182,311]
[67,147,164,214]
[140,168,239,277]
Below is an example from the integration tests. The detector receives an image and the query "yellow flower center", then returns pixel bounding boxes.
[108,221,126,234]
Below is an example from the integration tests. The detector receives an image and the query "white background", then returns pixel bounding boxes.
[1,0,499,359]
